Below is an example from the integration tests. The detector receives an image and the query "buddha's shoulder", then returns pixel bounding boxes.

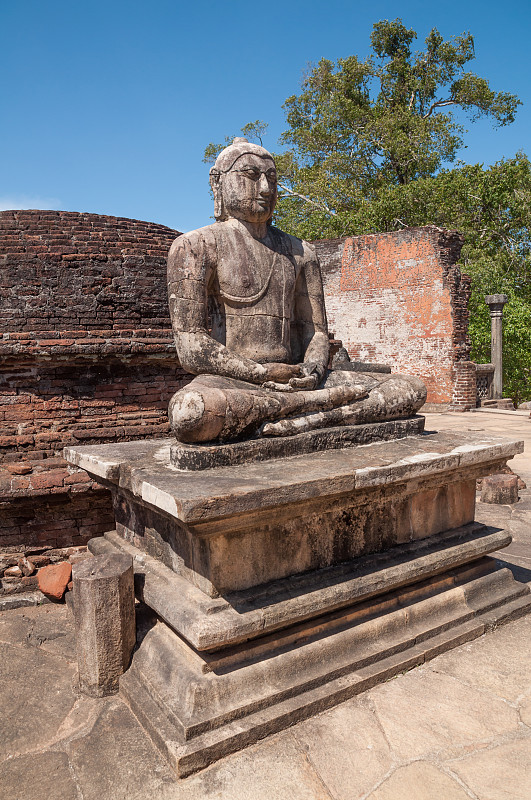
[168,224,218,256]
[270,226,318,263]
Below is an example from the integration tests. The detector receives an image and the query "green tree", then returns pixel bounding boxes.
[360,155,531,403]
[204,20,530,401]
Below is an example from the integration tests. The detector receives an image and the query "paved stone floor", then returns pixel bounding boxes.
[1,410,530,800]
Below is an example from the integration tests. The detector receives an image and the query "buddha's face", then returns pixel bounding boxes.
[220,154,277,223]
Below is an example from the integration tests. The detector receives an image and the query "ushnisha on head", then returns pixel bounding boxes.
[209,137,278,224]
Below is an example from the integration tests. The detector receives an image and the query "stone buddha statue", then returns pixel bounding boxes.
[167,138,426,444]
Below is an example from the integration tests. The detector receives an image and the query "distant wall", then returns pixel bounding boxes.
[315,226,474,408]
[0,210,174,332]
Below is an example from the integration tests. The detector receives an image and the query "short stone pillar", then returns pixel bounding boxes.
[72,553,136,697]
[485,294,508,399]
[481,473,519,505]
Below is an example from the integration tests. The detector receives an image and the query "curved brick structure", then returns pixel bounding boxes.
[0,210,177,332]
[0,211,186,564]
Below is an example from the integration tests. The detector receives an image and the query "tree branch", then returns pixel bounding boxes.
[277,182,337,216]
[423,99,457,118]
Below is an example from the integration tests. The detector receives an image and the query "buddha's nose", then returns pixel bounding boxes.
[258,174,271,195]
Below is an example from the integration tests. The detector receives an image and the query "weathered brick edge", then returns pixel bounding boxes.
[316,226,475,408]
[0,210,187,561]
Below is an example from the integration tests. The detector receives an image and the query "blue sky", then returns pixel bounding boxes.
[1,0,530,233]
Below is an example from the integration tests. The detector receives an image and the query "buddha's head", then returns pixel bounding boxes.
[209,138,277,224]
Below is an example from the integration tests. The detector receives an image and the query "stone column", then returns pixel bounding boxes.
[485,294,508,399]
[73,553,136,697]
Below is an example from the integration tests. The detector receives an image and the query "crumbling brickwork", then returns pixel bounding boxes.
[0,211,185,561]
[316,226,473,407]
[1,210,174,331]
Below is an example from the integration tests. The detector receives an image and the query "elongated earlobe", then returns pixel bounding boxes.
[209,171,226,221]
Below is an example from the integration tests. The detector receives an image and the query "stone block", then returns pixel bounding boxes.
[481,473,519,504]
[72,553,135,697]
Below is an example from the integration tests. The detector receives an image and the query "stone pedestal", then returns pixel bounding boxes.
[65,426,530,776]
[72,553,135,697]
[485,294,508,399]
[481,473,519,504]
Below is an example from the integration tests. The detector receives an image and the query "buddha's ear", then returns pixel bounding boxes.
[209,170,226,221]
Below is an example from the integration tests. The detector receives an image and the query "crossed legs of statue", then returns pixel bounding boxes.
[169,370,427,444]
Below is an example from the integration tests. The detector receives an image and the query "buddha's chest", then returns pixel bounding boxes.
[213,230,299,313]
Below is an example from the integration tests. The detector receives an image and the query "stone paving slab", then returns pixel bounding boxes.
[1,602,531,799]
[1,410,530,799]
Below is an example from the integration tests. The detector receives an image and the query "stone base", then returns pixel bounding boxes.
[170,417,424,470]
[89,523,512,651]
[116,551,529,778]
[64,429,528,776]
[65,431,523,597]
[481,398,515,410]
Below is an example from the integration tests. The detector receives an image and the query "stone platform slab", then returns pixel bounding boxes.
[65,430,523,596]
[169,416,424,470]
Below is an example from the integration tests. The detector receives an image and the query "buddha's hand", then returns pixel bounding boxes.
[261,363,302,385]
[261,363,302,392]
[288,361,326,391]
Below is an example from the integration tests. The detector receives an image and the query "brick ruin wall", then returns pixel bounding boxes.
[1,215,474,583]
[315,227,474,408]
[0,210,188,570]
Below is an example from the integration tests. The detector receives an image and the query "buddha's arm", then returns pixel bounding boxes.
[293,246,330,386]
[168,233,295,385]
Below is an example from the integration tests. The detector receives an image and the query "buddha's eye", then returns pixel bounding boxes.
[234,167,277,183]
[240,168,261,180]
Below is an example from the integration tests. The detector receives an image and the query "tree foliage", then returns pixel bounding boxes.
[203,20,529,401]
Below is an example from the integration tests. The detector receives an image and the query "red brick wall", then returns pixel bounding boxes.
[316,227,473,407]
[0,210,176,332]
[0,210,186,555]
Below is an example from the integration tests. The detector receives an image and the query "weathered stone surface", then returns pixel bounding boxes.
[38,561,72,600]
[167,138,425,446]
[2,597,531,798]
[292,699,394,799]
[425,613,531,702]
[366,761,470,800]
[73,553,135,697]
[67,700,173,800]
[481,472,519,504]
[519,693,531,727]
[66,431,522,595]
[172,733,331,800]
[369,667,520,761]
[170,416,425,469]
[0,752,78,800]
[0,639,76,758]
[448,737,531,799]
